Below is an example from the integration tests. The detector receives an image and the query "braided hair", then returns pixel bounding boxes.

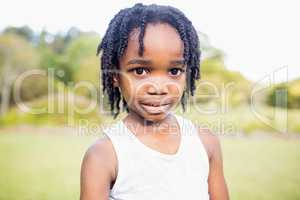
[97,3,201,119]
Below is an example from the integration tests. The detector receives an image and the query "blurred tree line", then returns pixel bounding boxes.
[267,79,300,109]
[0,25,298,121]
[0,26,99,118]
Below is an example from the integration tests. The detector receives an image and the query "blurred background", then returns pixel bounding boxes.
[0,0,299,199]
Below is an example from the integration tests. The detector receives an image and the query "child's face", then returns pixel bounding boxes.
[115,23,186,122]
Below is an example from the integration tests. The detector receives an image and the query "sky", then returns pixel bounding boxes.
[1,0,299,83]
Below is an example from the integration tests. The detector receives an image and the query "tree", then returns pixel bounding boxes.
[3,26,35,43]
[0,33,39,116]
[267,79,300,109]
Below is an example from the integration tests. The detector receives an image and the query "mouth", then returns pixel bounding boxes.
[140,102,172,114]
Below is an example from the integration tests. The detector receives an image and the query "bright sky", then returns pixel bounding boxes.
[1,0,299,83]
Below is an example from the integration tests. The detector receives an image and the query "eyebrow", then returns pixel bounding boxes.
[126,59,185,66]
[170,60,185,67]
[127,59,151,65]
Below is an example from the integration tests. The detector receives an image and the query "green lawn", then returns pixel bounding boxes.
[222,136,300,200]
[0,132,299,200]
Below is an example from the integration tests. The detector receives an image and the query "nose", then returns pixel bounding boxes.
[146,78,168,95]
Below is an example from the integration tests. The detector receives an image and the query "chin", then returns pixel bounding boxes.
[145,113,170,122]
[138,109,172,123]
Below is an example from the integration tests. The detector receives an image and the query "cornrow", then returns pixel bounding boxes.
[97,3,201,119]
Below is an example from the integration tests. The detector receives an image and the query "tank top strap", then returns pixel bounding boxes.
[103,121,140,165]
[177,114,210,171]
[102,121,138,195]
[103,121,132,155]
[174,113,194,137]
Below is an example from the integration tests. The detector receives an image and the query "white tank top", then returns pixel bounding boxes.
[103,113,210,200]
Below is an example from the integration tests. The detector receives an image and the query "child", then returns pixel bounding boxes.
[80,3,229,200]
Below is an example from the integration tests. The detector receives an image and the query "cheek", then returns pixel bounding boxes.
[166,73,186,93]
[118,74,140,102]
[168,78,186,97]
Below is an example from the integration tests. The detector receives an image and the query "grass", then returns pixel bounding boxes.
[222,136,300,200]
[0,132,300,200]
[0,132,96,200]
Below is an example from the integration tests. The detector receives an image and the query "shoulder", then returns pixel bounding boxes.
[192,122,222,161]
[83,135,116,161]
[80,135,118,199]
[81,135,117,181]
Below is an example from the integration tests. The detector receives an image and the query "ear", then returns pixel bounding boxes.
[112,74,119,88]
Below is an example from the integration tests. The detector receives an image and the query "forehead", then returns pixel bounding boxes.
[122,23,184,60]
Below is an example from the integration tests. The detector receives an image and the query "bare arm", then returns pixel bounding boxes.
[197,127,230,200]
[80,137,117,200]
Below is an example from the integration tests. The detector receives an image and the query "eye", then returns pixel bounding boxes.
[169,68,185,76]
[129,67,150,76]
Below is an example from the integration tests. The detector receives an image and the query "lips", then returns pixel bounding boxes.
[141,102,170,107]
[140,99,173,106]
[139,99,173,114]
[140,103,171,114]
